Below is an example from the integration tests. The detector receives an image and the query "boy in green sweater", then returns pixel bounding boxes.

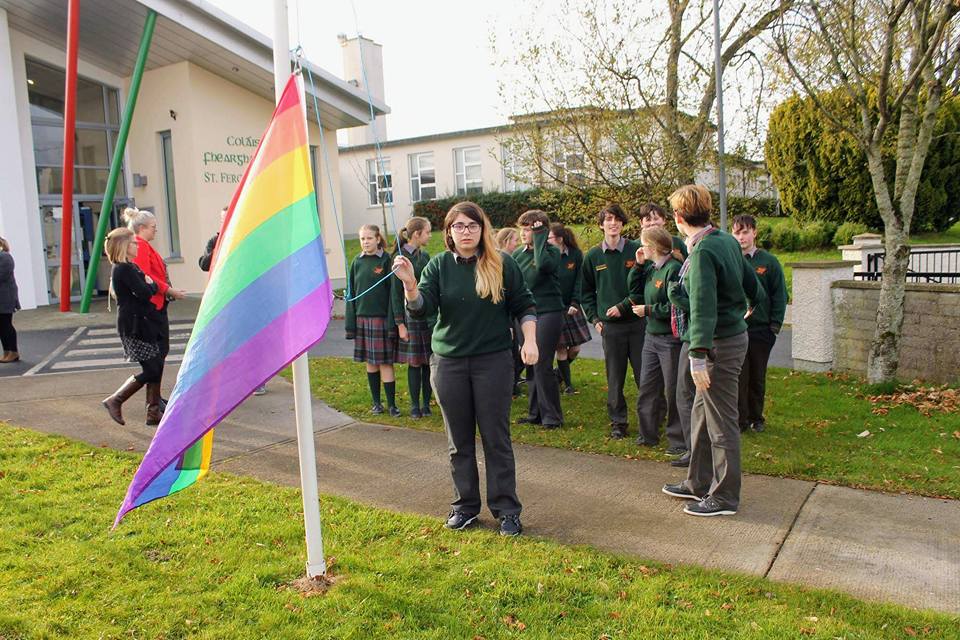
[732,215,787,433]
[660,185,750,517]
[639,202,687,260]
[581,203,645,439]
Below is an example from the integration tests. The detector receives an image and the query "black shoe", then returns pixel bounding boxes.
[542,422,561,430]
[517,416,542,425]
[635,437,658,447]
[512,384,522,397]
[610,424,627,440]
[499,514,523,537]
[752,421,766,433]
[564,385,576,395]
[445,511,478,531]
[371,403,384,415]
[421,404,432,417]
[388,406,401,417]
[662,482,701,500]
[670,452,691,468]
[684,495,737,517]
[665,446,687,456]
[410,406,422,419]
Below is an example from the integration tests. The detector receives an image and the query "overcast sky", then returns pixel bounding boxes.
[207,0,520,141]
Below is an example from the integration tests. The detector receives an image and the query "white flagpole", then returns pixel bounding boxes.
[273,0,326,578]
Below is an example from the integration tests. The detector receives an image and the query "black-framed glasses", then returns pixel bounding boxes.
[450,222,481,233]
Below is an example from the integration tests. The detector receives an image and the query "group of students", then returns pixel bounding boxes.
[349,186,786,534]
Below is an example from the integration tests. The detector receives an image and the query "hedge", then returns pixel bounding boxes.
[766,91,960,233]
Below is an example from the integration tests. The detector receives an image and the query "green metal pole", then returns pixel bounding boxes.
[79,9,157,313]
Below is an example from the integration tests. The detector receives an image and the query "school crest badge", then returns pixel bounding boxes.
[625,260,636,268]
[374,266,384,275]
[655,279,664,289]
[756,266,767,275]
[566,261,576,270]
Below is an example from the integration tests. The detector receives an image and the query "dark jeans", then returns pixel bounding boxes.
[0,313,16,352]
[676,341,696,450]
[738,327,777,427]
[524,311,563,426]
[431,349,521,518]
[637,333,682,448]
[600,319,645,426]
[684,332,749,509]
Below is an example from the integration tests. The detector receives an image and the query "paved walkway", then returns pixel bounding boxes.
[0,366,956,615]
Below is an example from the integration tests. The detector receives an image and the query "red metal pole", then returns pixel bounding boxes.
[59,0,80,311]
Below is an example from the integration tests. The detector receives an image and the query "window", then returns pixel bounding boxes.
[366,158,393,206]
[409,152,436,202]
[501,143,530,192]
[554,139,586,186]
[159,131,180,258]
[26,58,124,196]
[454,146,483,195]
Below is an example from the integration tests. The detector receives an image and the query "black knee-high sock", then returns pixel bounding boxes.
[367,371,381,405]
[384,381,396,408]
[407,367,422,409]
[421,365,432,405]
[557,359,572,387]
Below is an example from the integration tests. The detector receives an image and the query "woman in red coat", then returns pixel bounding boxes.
[122,208,187,421]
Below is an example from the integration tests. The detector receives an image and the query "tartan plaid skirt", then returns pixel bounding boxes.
[353,316,397,365]
[558,307,592,348]
[395,317,432,366]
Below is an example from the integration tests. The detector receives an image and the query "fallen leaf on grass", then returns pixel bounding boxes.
[857,430,872,438]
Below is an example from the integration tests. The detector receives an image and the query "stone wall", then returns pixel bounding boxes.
[832,281,960,383]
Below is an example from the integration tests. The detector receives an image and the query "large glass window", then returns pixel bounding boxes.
[409,152,436,202]
[367,158,393,206]
[26,58,123,196]
[454,146,483,195]
[160,131,181,258]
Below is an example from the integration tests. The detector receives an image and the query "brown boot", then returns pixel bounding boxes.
[102,376,144,425]
[145,383,163,426]
[0,351,19,363]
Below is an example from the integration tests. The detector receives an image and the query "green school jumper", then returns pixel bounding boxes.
[345,250,395,335]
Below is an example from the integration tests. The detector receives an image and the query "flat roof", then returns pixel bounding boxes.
[0,0,389,129]
[339,123,512,153]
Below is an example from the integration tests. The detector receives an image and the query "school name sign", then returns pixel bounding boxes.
[201,135,261,184]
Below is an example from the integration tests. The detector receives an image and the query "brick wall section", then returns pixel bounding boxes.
[832,281,960,383]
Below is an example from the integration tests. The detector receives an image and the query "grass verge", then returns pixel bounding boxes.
[296,358,960,500]
[1,424,955,639]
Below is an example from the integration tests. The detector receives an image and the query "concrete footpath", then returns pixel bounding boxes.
[1,367,957,616]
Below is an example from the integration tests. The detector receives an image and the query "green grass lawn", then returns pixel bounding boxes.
[296,358,960,500]
[2,425,955,639]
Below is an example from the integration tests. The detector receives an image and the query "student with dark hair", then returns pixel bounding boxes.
[198,207,227,272]
[392,216,434,418]
[513,209,563,429]
[548,223,591,394]
[346,224,400,417]
[638,202,688,260]
[661,185,757,517]
[631,226,684,450]
[395,201,537,537]
[732,214,787,433]
[582,203,645,439]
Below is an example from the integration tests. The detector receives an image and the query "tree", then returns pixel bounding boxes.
[765,89,960,232]
[494,0,794,200]
[772,0,960,384]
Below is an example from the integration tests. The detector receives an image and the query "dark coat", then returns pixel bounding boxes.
[0,251,20,314]
[198,232,219,272]
[111,262,161,342]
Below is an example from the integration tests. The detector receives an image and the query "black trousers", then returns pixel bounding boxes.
[432,349,521,518]
[134,356,164,384]
[738,327,777,426]
[523,311,563,426]
[600,320,645,426]
[676,341,696,451]
[0,313,16,352]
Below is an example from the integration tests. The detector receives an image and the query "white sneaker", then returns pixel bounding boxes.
[253,385,267,396]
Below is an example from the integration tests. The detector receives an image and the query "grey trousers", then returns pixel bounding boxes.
[684,331,749,509]
[524,311,564,426]
[432,349,522,518]
[676,341,696,450]
[637,333,683,448]
[600,319,645,426]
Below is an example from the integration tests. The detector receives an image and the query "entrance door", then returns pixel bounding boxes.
[39,197,133,302]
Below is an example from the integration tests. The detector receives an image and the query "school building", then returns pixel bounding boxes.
[0,0,387,310]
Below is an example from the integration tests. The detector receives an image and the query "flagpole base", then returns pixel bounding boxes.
[306,560,327,578]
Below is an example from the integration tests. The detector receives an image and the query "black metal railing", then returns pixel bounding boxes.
[854,247,960,284]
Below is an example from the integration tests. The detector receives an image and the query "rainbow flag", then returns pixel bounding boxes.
[114,74,332,526]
